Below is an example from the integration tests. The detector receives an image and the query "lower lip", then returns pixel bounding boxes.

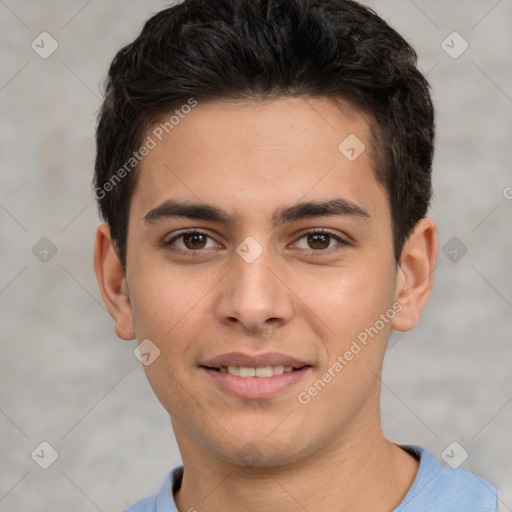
[201,367,311,399]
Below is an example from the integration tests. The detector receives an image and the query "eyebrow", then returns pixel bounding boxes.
[143,198,370,226]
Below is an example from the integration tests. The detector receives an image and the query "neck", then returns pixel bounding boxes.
[173,421,418,512]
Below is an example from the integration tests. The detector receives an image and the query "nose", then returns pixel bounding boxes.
[215,241,294,336]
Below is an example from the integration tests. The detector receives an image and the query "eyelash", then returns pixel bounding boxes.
[165,228,349,256]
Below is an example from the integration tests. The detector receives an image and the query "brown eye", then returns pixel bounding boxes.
[182,233,208,250]
[294,229,347,252]
[307,233,331,250]
[166,230,220,253]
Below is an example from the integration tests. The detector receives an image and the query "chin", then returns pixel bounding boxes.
[226,443,306,469]
[207,426,319,469]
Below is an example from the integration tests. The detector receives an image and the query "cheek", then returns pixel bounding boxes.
[127,264,217,384]
[130,272,203,409]
[127,256,202,336]
[296,270,395,423]
[306,261,397,340]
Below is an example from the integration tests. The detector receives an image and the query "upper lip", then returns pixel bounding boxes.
[201,352,311,369]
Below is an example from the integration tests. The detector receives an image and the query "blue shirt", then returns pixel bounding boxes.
[123,445,498,511]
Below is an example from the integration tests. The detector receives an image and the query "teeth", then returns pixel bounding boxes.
[255,366,273,377]
[222,364,292,378]
[227,366,240,376]
[272,365,284,375]
[239,367,255,377]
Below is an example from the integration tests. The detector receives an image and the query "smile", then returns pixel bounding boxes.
[214,365,297,377]
[199,352,313,399]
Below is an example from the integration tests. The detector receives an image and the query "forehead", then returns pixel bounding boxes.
[132,96,388,224]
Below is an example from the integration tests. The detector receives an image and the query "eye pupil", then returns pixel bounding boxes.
[308,233,330,250]
[184,233,207,249]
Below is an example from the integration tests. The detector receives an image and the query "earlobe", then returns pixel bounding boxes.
[94,223,135,340]
[391,218,438,332]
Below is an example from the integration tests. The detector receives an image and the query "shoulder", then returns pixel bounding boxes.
[122,467,181,512]
[396,445,498,512]
[122,495,157,512]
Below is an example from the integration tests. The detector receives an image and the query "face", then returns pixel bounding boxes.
[96,96,436,467]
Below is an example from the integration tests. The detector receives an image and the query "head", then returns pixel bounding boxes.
[94,0,434,268]
[94,0,437,468]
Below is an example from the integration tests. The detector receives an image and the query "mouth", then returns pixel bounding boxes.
[199,352,313,399]
[203,364,309,378]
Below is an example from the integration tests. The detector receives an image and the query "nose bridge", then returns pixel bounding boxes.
[216,236,293,332]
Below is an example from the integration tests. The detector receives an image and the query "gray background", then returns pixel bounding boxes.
[1,1,511,510]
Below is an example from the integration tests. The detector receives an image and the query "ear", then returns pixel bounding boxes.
[391,218,438,332]
[94,223,135,340]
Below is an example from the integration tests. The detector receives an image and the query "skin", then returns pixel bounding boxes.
[95,97,437,511]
